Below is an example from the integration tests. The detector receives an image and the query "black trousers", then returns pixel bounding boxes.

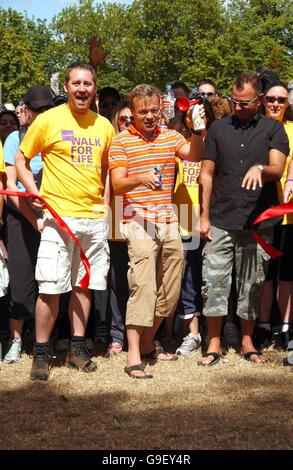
[106,240,129,345]
[7,208,40,321]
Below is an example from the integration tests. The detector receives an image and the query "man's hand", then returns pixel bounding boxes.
[31,197,45,211]
[284,180,293,203]
[89,36,109,68]
[36,218,44,233]
[200,215,212,241]
[138,171,160,190]
[242,165,263,190]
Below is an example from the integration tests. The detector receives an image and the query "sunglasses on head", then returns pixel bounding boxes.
[265,96,288,104]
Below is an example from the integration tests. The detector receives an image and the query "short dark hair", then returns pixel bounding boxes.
[264,81,288,95]
[197,79,218,94]
[99,87,121,104]
[65,61,97,85]
[170,80,190,96]
[234,72,262,95]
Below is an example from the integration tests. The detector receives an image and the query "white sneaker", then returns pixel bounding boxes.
[3,338,22,363]
[176,333,201,356]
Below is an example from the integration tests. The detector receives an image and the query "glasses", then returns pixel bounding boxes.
[119,116,132,127]
[230,95,259,106]
[200,92,215,97]
[265,96,288,104]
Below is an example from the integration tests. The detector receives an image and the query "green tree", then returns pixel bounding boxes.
[0,8,50,103]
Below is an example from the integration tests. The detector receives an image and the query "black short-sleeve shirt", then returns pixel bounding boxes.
[204,113,289,230]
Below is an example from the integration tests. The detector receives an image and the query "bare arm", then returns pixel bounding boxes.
[0,174,4,220]
[177,105,205,162]
[15,149,44,210]
[111,166,160,195]
[6,164,43,231]
[198,159,216,240]
[242,149,286,190]
[284,157,293,203]
[176,133,204,163]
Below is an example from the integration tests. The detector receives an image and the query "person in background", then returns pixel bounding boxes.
[3,85,54,363]
[197,79,218,101]
[98,87,121,122]
[106,101,133,355]
[167,99,213,356]
[210,96,233,119]
[0,109,19,144]
[256,82,293,351]
[170,80,190,99]
[0,140,9,358]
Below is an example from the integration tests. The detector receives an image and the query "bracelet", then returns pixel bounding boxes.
[285,179,293,183]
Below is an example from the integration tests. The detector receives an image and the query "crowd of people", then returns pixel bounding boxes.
[0,54,292,380]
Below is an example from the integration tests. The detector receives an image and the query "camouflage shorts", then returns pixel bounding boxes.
[202,226,273,321]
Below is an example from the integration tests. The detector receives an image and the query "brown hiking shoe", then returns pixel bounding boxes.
[65,341,97,372]
[30,346,52,381]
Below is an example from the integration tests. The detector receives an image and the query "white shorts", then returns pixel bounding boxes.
[0,251,8,297]
[36,215,109,294]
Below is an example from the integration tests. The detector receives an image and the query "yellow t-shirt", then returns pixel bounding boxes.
[20,104,115,218]
[174,158,201,236]
[277,120,293,224]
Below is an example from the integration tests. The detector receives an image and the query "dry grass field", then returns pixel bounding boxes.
[0,347,292,451]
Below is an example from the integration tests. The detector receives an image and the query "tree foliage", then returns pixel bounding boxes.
[0,0,292,103]
[0,8,51,103]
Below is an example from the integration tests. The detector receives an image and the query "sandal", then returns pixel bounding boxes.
[124,363,153,379]
[197,352,223,366]
[143,345,178,362]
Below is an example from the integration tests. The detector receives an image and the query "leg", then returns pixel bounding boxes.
[107,241,129,349]
[200,226,234,363]
[241,318,269,363]
[122,221,159,375]
[235,228,272,362]
[68,287,91,336]
[30,293,60,381]
[35,293,60,342]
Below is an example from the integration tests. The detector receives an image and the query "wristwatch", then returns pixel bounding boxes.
[257,164,264,172]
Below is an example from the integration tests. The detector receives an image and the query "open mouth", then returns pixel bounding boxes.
[76,96,88,103]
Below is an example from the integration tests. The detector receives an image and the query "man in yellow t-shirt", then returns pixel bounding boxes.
[15,63,115,381]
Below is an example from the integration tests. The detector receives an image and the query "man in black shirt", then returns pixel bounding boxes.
[198,72,289,365]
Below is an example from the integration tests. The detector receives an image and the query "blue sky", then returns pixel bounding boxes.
[1,0,133,22]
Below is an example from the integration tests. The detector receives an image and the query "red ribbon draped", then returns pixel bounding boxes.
[252,203,293,259]
[0,190,90,288]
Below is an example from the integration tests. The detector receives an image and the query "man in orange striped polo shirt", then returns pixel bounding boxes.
[109,84,204,378]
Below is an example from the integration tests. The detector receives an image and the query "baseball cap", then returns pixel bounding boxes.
[23,85,54,111]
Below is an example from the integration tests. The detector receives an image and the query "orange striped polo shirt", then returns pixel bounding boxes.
[109,124,187,222]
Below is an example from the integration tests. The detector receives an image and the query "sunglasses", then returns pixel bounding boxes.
[231,95,259,106]
[200,92,215,97]
[265,96,288,104]
[118,115,132,127]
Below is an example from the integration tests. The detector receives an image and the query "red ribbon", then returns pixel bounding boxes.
[252,203,293,259]
[0,190,90,288]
